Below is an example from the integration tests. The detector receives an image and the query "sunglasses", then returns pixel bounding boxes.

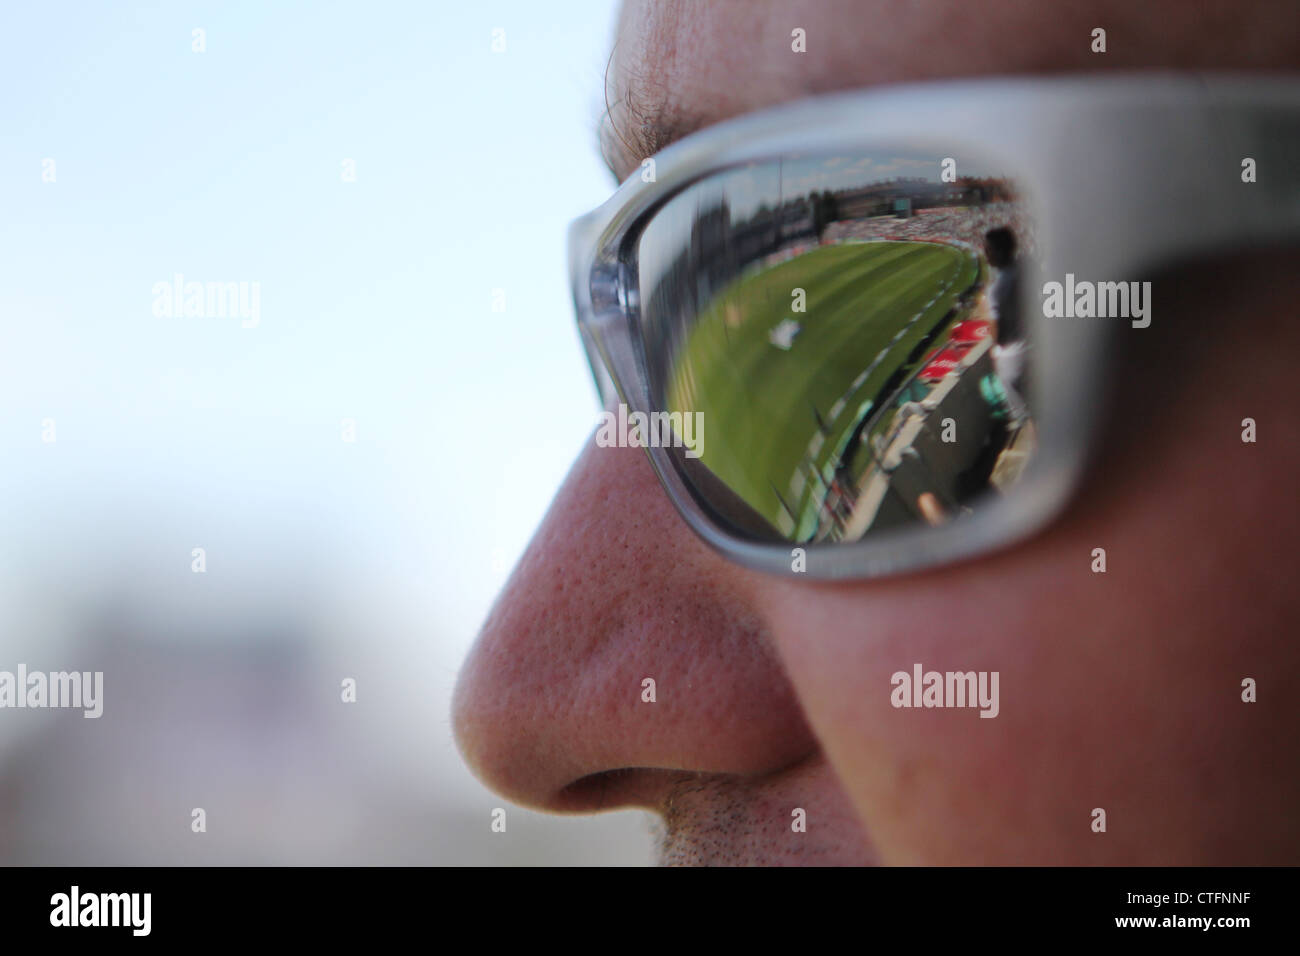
[568,75,1300,580]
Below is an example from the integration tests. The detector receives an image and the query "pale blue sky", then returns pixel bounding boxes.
[0,0,655,863]
[1,0,621,652]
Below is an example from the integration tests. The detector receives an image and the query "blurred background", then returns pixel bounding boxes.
[0,0,656,864]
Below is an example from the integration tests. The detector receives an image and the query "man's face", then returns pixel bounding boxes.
[453,0,1300,864]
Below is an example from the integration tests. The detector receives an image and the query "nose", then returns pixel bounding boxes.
[452,434,818,812]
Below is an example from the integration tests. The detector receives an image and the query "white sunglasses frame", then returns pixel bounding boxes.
[568,73,1300,580]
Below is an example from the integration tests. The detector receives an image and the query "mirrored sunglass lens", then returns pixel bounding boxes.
[634,151,1037,544]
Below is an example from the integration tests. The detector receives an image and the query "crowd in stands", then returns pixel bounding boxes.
[823,201,1036,259]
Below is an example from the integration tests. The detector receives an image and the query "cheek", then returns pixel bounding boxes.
[759,386,1299,863]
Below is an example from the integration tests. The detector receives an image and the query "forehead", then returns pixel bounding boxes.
[604,0,1299,179]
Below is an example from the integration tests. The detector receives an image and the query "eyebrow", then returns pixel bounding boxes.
[599,57,707,182]
[600,102,704,184]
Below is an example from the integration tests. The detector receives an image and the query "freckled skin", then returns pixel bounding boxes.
[453,0,1300,864]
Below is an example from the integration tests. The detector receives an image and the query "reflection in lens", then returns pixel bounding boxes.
[636,152,1037,544]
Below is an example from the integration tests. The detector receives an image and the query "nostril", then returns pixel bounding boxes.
[556,767,701,814]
